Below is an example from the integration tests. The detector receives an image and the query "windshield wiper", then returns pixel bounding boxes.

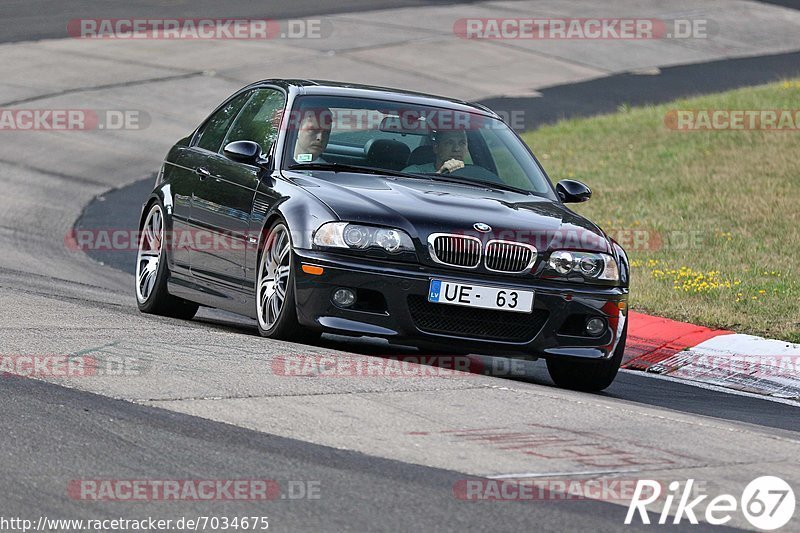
[287,162,432,181]
[420,173,532,195]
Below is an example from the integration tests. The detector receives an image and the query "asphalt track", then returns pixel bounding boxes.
[3,1,800,531]
[2,0,796,45]
[482,50,800,130]
[8,374,749,532]
[77,177,800,434]
[0,0,483,44]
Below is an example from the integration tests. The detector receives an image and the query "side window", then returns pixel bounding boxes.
[195,91,251,152]
[222,88,286,153]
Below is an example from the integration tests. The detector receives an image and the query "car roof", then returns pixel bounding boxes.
[246,79,499,118]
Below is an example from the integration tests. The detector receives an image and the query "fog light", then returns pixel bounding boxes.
[333,288,356,307]
[585,317,606,336]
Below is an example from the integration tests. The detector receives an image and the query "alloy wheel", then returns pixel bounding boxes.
[257,224,291,330]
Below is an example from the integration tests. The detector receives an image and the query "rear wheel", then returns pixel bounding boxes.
[135,201,199,319]
[546,323,627,392]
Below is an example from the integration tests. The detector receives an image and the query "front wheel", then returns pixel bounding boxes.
[546,323,627,392]
[135,201,199,319]
[255,220,319,343]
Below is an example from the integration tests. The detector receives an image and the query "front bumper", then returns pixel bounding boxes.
[293,249,628,360]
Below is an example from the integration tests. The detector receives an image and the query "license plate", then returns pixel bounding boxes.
[427,279,533,313]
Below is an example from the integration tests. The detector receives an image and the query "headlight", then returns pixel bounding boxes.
[313,222,414,254]
[547,250,619,281]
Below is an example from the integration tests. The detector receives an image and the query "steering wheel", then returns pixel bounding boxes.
[444,164,503,184]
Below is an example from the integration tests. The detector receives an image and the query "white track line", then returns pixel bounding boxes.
[487,468,642,480]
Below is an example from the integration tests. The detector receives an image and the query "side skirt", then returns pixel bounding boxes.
[168,269,256,318]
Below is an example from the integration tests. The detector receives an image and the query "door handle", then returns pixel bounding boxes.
[195,166,211,180]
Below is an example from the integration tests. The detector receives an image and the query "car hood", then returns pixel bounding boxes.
[284,170,611,254]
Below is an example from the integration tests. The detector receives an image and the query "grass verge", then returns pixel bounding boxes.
[522,80,800,342]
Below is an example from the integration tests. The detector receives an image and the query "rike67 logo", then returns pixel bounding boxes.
[626,476,795,530]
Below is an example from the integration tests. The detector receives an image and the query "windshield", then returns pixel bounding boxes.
[281,95,555,198]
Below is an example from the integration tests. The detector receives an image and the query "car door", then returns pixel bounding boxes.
[169,91,252,271]
[189,87,286,290]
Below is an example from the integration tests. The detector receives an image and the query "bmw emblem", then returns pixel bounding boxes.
[473,223,492,233]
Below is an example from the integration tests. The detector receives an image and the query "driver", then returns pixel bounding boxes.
[404,129,468,174]
[292,108,332,163]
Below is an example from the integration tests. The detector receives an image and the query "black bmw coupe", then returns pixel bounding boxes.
[136,79,629,391]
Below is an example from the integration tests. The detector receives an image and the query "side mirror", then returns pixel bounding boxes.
[223,140,263,165]
[556,179,592,203]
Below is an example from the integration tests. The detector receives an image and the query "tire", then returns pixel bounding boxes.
[546,322,627,392]
[255,220,320,343]
[135,201,199,319]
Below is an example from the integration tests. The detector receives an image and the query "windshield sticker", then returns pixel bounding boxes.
[296,153,313,162]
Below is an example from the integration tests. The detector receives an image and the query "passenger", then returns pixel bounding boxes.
[292,108,332,163]
[404,129,468,174]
